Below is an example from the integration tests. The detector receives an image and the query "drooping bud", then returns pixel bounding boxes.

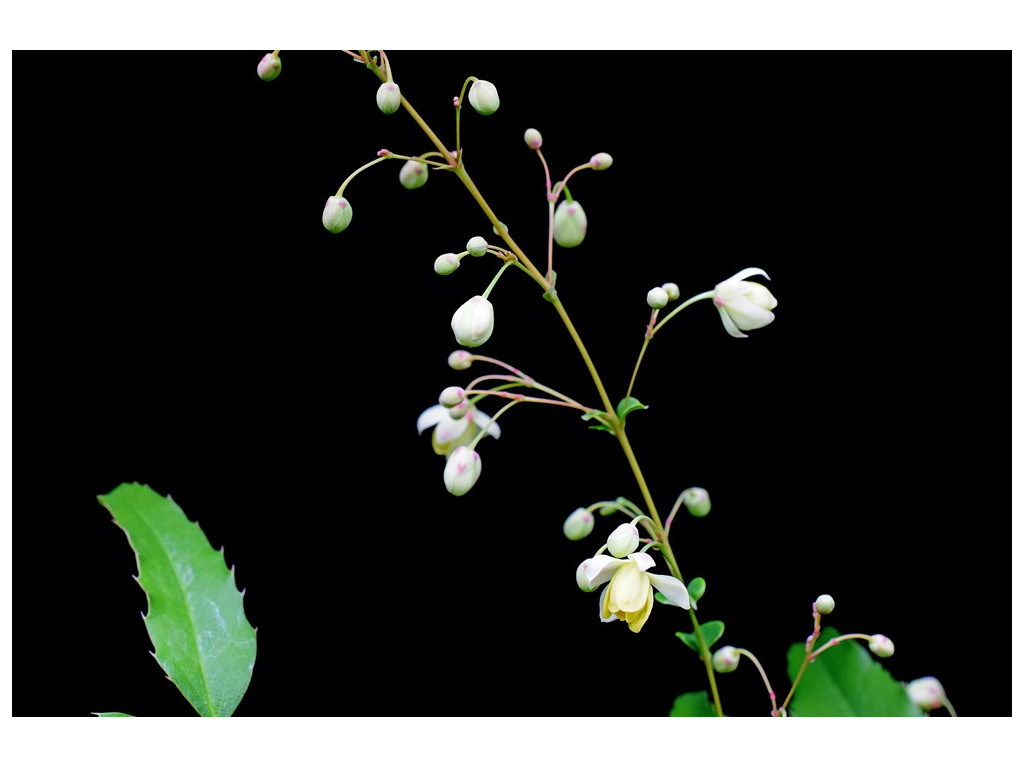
[376,81,402,114]
[443,446,482,496]
[905,677,946,710]
[713,646,741,673]
[553,200,587,248]
[451,295,495,347]
[606,523,639,558]
[322,196,353,233]
[524,128,543,149]
[868,634,895,658]
[399,159,429,190]
[448,350,473,370]
[439,386,466,408]
[468,80,500,115]
[647,287,669,309]
[466,236,489,257]
[590,152,613,170]
[563,508,595,541]
[681,487,711,518]
[662,282,680,301]
[257,53,282,81]
[434,253,461,276]
[447,399,472,419]
[815,594,835,615]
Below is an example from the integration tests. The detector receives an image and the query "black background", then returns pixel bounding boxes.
[16,51,1008,716]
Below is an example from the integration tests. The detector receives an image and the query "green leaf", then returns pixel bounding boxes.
[676,620,725,654]
[615,397,648,424]
[99,483,257,717]
[581,411,614,433]
[669,691,717,717]
[93,712,135,717]
[785,627,923,717]
[687,577,706,608]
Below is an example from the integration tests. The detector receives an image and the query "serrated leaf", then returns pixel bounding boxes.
[785,627,923,717]
[687,577,706,608]
[93,712,135,717]
[615,396,648,424]
[669,691,717,717]
[676,620,725,654]
[99,483,257,717]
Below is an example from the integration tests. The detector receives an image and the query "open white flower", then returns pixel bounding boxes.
[577,552,689,633]
[713,267,777,338]
[417,403,501,457]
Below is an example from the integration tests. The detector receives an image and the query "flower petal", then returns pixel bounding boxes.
[628,551,656,572]
[624,584,654,632]
[726,296,776,331]
[416,404,446,434]
[607,561,650,613]
[471,408,502,439]
[648,573,691,609]
[598,585,618,622]
[716,305,748,338]
[582,555,626,589]
[721,267,770,286]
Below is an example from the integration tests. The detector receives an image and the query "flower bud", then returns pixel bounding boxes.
[466,236,488,257]
[451,295,495,347]
[590,152,613,170]
[439,386,466,408]
[868,634,894,658]
[524,128,543,149]
[606,523,639,558]
[322,196,353,233]
[713,646,741,673]
[662,282,680,301]
[563,508,595,541]
[447,399,472,419]
[905,677,946,710]
[376,81,402,114]
[815,594,835,615]
[256,53,282,81]
[647,287,669,309]
[713,268,778,339]
[434,253,461,276]
[399,160,428,190]
[553,200,587,248]
[576,559,597,592]
[492,221,508,236]
[448,350,473,370]
[468,80,500,115]
[443,446,482,496]
[681,487,711,518]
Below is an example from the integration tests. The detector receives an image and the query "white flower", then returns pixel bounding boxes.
[576,552,689,633]
[444,446,481,496]
[905,677,946,710]
[712,268,778,338]
[451,295,495,347]
[417,403,500,457]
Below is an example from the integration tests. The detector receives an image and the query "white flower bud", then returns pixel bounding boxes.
[563,508,595,541]
[815,594,835,615]
[662,282,680,301]
[439,386,466,408]
[492,221,508,236]
[713,646,741,673]
[447,399,472,419]
[376,81,402,114]
[606,523,639,558]
[466,236,488,257]
[590,152,613,170]
[524,128,543,149]
[713,268,778,339]
[468,80,500,115]
[647,287,669,309]
[681,487,711,518]
[868,634,894,658]
[906,677,946,710]
[256,53,281,81]
[434,253,461,276]
[553,200,587,248]
[451,295,495,347]
[399,160,428,190]
[322,196,353,233]
[448,350,473,370]
[444,446,482,496]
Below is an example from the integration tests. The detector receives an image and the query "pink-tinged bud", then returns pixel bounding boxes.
[524,128,543,149]
[468,80,500,115]
[590,152,613,170]
[448,350,473,370]
[647,287,668,309]
[256,53,281,81]
[681,487,711,518]
[466,236,488,257]
[322,196,353,233]
[553,200,587,248]
[713,646,741,673]
[563,508,595,541]
[376,81,402,114]
[868,634,894,658]
[439,386,466,408]
[451,295,495,348]
[905,677,946,710]
[444,446,482,496]
[434,253,461,276]
[399,159,429,190]
[606,523,640,557]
